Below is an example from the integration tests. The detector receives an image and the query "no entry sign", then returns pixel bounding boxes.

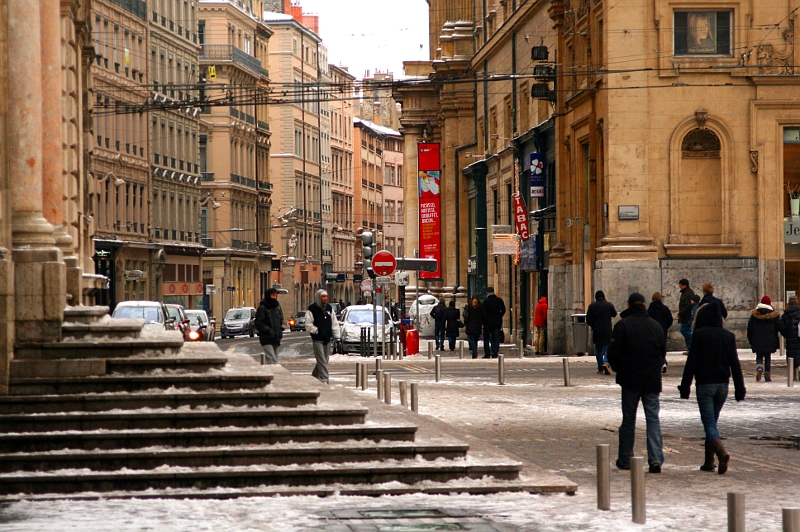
[372,250,397,277]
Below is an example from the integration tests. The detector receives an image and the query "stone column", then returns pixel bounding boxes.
[8,0,65,343]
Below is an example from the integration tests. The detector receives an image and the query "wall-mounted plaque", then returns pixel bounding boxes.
[618,205,639,220]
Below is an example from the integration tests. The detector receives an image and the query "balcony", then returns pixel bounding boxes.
[200,44,263,78]
[259,181,273,190]
[257,121,270,131]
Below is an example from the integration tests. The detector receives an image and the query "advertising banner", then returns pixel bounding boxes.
[418,143,441,279]
[520,235,538,271]
[530,152,544,198]
[513,194,530,241]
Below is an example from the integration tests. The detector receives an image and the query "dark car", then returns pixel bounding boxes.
[185,309,214,341]
[220,307,256,338]
[288,312,306,332]
[165,304,192,341]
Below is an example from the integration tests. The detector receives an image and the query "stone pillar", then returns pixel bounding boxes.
[8,0,65,343]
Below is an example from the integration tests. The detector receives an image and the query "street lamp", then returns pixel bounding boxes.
[199,193,221,210]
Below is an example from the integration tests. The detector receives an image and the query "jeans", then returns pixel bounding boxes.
[595,344,609,370]
[310,340,331,383]
[535,326,546,353]
[261,343,279,365]
[467,333,480,358]
[756,352,771,373]
[448,336,457,350]
[680,322,692,350]
[618,388,664,467]
[484,328,501,357]
[696,383,728,443]
[434,322,445,349]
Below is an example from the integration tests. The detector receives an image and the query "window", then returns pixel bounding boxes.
[674,11,731,56]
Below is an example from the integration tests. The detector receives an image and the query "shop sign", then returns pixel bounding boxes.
[530,153,544,197]
[785,218,800,243]
[492,234,519,255]
[520,235,538,271]
[124,270,145,281]
[513,194,530,241]
[163,282,202,296]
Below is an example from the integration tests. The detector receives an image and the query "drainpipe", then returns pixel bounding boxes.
[454,75,480,291]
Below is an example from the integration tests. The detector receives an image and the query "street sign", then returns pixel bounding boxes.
[376,275,392,284]
[372,250,397,276]
[226,286,236,291]
[395,271,410,286]
[205,284,217,295]
[360,279,373,293]
[395,258,438,272]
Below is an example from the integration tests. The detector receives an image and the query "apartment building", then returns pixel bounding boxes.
[382,130,404,262]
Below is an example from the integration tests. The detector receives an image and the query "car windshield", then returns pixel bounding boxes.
[114,306,163,323]
[225,309,249,320]
[345,310,386,325]
[294,313,305,319]
[166,307,181,320]
[185,312,205,325]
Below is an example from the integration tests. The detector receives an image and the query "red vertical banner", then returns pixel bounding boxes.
[418,143,441,279]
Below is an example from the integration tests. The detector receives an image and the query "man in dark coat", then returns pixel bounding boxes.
[677,278,696,353]
[463,296,483,359]
[305,289,340,383]
[700,282,728,319]
[254,288,284,365]
[443,300,461,351]
[482,287,506,358]
[781,295,800,381]
[608,292,667,473]
[586,290,617,374]
[430,298,447,351]
[747,295,781,382]
[648,292,674,373]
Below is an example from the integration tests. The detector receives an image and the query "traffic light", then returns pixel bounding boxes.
[362,231,376,279]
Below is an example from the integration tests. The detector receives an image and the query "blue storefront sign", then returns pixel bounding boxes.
[530,152,544,198]
[520,234,538,271]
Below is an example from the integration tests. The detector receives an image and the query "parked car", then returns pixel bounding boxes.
[111,301,173,332]
[220,306,256,338]
[338,304,395,355]
[165,304,192,341]
[185,309,213,342]
[288,312,306,332]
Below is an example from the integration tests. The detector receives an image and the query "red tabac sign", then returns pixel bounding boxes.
[513,194,530,241]
[418,143,441,279]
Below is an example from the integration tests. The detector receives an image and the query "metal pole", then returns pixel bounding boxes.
[789,357,795,388]
[376,358,382,373]
[784,508,800,532]
[384,373,392,404]
[376,369,384,400]
[498,354,505,385]
[563,357,571,386]
[410,382,418,413]
[435,354,441,382]
[356,362,362,388]
[382,290,386,360]
[597,444,610,510]
[728,492,745,532]
[361,362,368,391]
[372,285,377,358]
[459,341,465,359]
[399,380,408,406]
[428,341,433,360]
[631,456,645,524]
[519,334,524,359]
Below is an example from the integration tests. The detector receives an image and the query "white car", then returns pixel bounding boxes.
[339,304,395,355]
[111,301,174,332]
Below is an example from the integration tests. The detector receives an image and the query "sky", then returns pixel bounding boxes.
[288,0,430,80]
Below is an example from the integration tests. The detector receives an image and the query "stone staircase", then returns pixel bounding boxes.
[0,306,577,500]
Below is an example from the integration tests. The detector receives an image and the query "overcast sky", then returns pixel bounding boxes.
[291,0,430,80]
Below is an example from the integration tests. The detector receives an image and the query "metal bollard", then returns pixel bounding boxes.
[728,492,745,532]
[360,327,367,357]
[261,353,266,365]
[384,373,392,404]
[498,354,505,385]
[631,456,645,524]
[784,508,800,532]
[789,357,795,388]
[361,362,368,391]
[563,357,572,387]
[376,358,382,373]
[376,369,384,400]
[428,342,433,360]
[399,380,408,406]
[410,382,419,412]
[356,362,362,388]
[519,335,524,359]
[435,354,442,382]
[459,341,465,359]
[597,444,610,511]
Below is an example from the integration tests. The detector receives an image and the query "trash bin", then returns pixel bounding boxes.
[571,313,589,355]
[405,328,419,356]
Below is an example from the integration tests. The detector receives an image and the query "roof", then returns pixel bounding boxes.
[354,118,400,138]
[261,12,294,22]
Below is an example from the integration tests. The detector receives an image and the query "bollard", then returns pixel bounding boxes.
[784,508,800,532]
[399,380,408,406]
[360,327,367,357]
[435,354,442,382]
[631,456,645,524]
[596,444,610,511]
[498,354,505,385]
[376,369,384,400]
[410,382,419,413]
[261,353,266,365]
[361,362,368,391]
[459,341,465,359]
[428,342,433,360]
[356,362,362,388]
[789,357,795,388]
[384,373,392,404]
[728,492,745,532]
[563,357,572,387]
[519,335,524,359]
[376,358,382,373]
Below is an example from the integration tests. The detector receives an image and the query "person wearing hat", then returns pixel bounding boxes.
[255,288,284,365]
[781,295,800,381]
[586,290,617,374]
[305,289,340,383]
[608,292,667,473]
[430,297,447,351]
[746,295,781,382]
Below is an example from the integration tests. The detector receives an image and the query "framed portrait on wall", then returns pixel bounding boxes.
[674,11,732,55]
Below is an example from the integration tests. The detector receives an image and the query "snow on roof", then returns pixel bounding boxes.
[354,117,400,138]
[261,12,294,22]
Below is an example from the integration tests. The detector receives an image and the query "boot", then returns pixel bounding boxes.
[711,438,730,475]
[699,442,716,472]
[764,371,772,382]
[756,365,763,382]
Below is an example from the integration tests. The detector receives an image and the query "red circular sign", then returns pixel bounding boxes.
[372,250,397,277]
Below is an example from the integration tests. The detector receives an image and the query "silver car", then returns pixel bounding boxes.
[339,304,394,354]
[111,301,174,332]
[185,309,214,341]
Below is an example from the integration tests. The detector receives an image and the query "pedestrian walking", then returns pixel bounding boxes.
[254,288,284,364]
[747,296,781,382]
[430,298,447,351]
[679,302,746,474]
[305,289,340,384]
[444,300,461,351]
[586,290,617,374]
[648,292,674,373]
[463,296,483,359]
[608,292,666,473]
[677,278,696,354]
[700,282,728,319]
[534,296,548,355]
[781,295,800,381]
[482,287,506,358]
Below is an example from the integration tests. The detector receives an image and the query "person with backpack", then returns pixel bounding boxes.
[747,296,781,382]
[430,298,447,351]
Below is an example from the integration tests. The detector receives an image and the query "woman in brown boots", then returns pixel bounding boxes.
[678,302,746,474]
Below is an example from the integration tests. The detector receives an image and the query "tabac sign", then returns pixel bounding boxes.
[513,194,530,241]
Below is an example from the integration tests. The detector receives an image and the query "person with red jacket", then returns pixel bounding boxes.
[534,297,548,355]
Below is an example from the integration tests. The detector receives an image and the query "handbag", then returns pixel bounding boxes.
[457,319,465,328]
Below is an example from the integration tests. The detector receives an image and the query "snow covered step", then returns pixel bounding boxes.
[105,356,229,374]
[0,406,369,433]
[0,423,419,453]
[61,319,146,341]
[0,440,470,472]
[8,374,278,395]
[14,337,185,361]
[0,459,523,496]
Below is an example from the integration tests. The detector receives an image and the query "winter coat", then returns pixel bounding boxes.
[430,302,447,324]
[746,305,781,354]
[534,297,548,328]
[607,306,665,393]
[444,304,461,338]
[255,294,284,346]
[482,293,506,330]
[305,290,340,344]
[647,300,674,339]
[678,287,696,324]
[463,303,483,335]
[679,303,746,401]
[780,305,800,357]
[700,293,728,319]
[586,299,618,346]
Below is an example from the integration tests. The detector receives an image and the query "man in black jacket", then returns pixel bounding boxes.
[677,279,695,353]
[482,287,506,358]
[700,282,728,319]
[586,290,617,374]
[780,295,800,381]
[305,289,340,383]
[430,298,447,351]
[608,292,667,473]
[255,288,284,365]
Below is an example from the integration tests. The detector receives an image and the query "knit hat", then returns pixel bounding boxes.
[627,292,646,306]
[760,295,771,306]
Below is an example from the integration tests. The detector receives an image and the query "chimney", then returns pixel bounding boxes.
[283,0,291,14]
